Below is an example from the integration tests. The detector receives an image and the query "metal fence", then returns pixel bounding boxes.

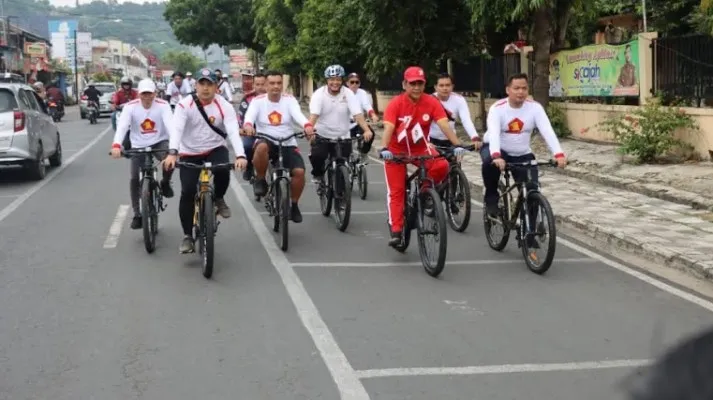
[653,34,713,106]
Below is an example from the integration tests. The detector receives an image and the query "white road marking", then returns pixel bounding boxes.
[290,258,596,268]
[258,210,384,216]
[0,126,112,225]
[229,174,370,399]
[103,204,130,248]
[365,153,713,314]
[354,359,652,379]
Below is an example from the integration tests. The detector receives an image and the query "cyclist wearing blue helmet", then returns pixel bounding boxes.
[307,64,373,184]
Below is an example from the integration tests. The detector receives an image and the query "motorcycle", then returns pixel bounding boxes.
[87,101,98,124]
[47,101,62,122]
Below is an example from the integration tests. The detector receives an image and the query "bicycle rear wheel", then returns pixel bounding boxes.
[358,164,368,200]
[278,178,290,251]
[445,167,471,233]
[521,191,557,275]
[417,188,448,277]
[201,193,215,279]
[141,178,156,254]
[334,164,352,232]
[484,182,511,251]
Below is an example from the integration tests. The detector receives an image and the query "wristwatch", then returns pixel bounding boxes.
[168,149,178,156]
[236,155,246,160]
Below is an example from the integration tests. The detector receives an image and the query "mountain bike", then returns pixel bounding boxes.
[434,144,475,232]
[176,160,234,279]
[383,152,454,278]
[483,159,558,274]
[347,130,368,200]
[110,146,168,253]
[255,131,304,251]
[315,135,352,232]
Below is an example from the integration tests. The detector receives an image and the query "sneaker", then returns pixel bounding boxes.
[388,231,401,247]
[179,235,195,253]
[291,202,303,223]
[160,179,174,198]
[215,198,231,218]
[130,215,142,230]
[311,175,324,185]
[242,165,253,182]
[485,203,500,219]
[253,178,268,197]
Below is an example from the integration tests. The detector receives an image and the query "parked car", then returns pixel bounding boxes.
[80,82,116,119]
[0,83,62,180]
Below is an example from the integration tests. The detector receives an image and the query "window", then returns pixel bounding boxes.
[22,89,41,112]
[16,89,34,111]
[0,89,18,112]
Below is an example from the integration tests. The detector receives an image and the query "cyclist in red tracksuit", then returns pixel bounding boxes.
[380,66,466,246]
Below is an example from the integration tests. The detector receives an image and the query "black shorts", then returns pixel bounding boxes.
[256,139,305,170]
[429,138,452,148]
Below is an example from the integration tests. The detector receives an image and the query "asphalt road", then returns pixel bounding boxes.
[1,108,713,399]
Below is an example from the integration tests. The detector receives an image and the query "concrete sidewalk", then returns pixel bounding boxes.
[366,127,713,280]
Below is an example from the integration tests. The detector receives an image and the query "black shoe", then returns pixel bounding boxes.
[485,203,499,219]
[388,231,401,247]
[130,215,142,230]
[253,178,268,197]
[242,166,253,182]
[160,179,174,198]
[291,202,302,223]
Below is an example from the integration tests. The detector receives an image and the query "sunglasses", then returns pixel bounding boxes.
[349,80,360,84]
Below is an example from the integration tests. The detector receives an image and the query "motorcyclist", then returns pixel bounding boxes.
[111,76,138,131]
[46,84,65,113]
[83,81,101,115]
[32,82,46,101]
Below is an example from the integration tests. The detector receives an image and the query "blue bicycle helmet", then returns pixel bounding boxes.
[324,64,345,78]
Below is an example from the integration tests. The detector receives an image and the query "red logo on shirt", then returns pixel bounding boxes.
[140,118,157,134]
[506,118,524,134]
[268,111,282,126]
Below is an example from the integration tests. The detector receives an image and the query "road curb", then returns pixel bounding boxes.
[364,131,713,281]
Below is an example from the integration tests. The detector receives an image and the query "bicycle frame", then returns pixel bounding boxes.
[194,167,214,226]
[316,135,351,193]
[499,160,552,234]
[255,132,303,213]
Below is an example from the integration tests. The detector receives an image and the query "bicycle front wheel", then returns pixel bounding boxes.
[334,164,352,232]
[445,167,471,233]
[141,178,156,254]
[417,188,448,278]
[521,191,557,275]
[201,193,215,279]
[358,164,368,200]
[278,179,290,251]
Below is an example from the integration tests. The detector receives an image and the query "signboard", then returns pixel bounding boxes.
[76,32,92,65]
[549,39,640,97]
[24,42,47,58]
[47,19,78,70]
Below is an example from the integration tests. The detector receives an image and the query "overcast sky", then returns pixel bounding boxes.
[48,0,166,7]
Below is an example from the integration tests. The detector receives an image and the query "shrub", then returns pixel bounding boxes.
[545,103,571,139]
[598,98,698,163]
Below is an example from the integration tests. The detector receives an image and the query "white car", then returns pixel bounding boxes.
[0,83,62,180]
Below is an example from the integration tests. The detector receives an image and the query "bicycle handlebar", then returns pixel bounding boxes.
[254,131,304,143]
[381,143,476,162]
[505,159,558,170]
[176,161,234,170]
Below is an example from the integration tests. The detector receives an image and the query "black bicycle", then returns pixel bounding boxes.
[255,131,304,251]
[176,160,234,279]
[434,144,475,232]
[315,135,352,232]
[110,146,168,253]
[383,152,456,278]
[483,159,558,274]
[347,131,368,200]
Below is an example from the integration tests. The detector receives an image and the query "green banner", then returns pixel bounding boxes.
[549,39,640,97]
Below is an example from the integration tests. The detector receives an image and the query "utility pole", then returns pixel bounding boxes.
[73,29,78,98]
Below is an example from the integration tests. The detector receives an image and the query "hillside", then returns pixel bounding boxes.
[5,0,181,56]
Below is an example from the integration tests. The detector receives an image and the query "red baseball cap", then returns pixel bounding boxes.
[403,66,426,83]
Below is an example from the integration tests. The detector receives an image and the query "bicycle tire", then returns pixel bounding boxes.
[141,178,156,254]
[445,167,471,233]
[484,182,511,251]
[417,188,448,278]
[278,178,290,251]
[334,164,352,232]
[358,164,368,200]
[201,193,215,279]
[319,165,333,217]
[521,191,557,275]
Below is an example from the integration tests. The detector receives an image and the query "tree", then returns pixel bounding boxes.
[163,0,264,52]
[162,50,201,74]
[253,0,303,74]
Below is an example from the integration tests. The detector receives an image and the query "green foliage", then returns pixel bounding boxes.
[253,0,303,73]
[598,98,699,163]
[91,72,113,82]
[161,51,202,74]
[546,103,572,138]
[163,0,263,52]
